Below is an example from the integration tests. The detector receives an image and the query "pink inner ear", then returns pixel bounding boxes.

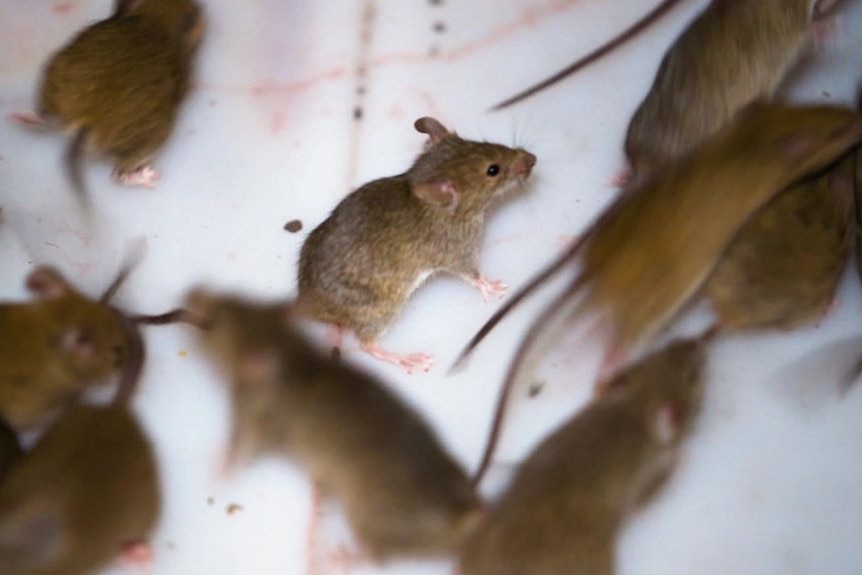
[414,179,459,208]
[26,269,68,301]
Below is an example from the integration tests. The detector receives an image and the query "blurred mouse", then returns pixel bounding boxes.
[11,0,205,202]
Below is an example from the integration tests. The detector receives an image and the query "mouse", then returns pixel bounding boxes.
[706,151,854,331]
[455,103,862,374]
[185,289,482,562]
[491,0,689,111]
[298,116,536,372]
[0,403,161,575]
[0,416,22,483]
[624,0,840,186]
[10,0,205,202]
[454,104,862,481]
[0,263,200,430]
[458,335,707,575]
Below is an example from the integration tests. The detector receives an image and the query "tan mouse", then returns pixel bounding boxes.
[11,0,205,201]
[0,263,199,430]
[706,152,855,331]
[298,117,536,372]
[458,335,707,575]
[0,403,161,575]
[624,0,840,186]
[185,290,482,563]
[0,416,22,483]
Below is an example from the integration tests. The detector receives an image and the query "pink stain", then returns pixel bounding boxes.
[52,1,74,14]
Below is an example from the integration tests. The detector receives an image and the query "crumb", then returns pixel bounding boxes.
[527,381,545,398]
[227,503,243,515]
[207,497,215,505]
[353,107,364,121]
[178,350,188,358]
[284,219,303,233]
[432,21,446,33]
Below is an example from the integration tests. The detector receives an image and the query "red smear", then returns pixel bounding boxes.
[52,2,74,14]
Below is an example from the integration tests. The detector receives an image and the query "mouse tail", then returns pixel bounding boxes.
[132,308,208,330]
[490,0,686,111]
[65,127,91,206]
[449,230,591,374]
[113,317,146,405]
[469,273,587,488]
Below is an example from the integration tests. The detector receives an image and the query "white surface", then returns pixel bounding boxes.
[1,0,862,574]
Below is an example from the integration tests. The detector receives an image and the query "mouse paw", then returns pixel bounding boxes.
[361,342,434,374]
[811,15,843,49]
[9,111,48,128]
[117,165,161,189]
[608,167,632,188]
[469,275,508,302]
[120,540,153,568]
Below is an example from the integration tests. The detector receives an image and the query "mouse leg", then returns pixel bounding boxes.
[811,15,844,49]
[8,111,50,128]
[115,164,161,188]
[464,273,508,302]
[120,540,154,570]
[360,341,434,373]
[608,167,632,188]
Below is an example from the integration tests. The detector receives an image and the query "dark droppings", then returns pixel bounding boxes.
[284,219,303,233]
[353,107,364,121]
[432,21,446,33]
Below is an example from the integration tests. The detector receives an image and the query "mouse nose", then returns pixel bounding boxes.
[513,151,537,177]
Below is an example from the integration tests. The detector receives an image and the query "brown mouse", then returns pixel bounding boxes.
[0,403,161,575]
[298,117,536,372]
[185,290,482,562]
[706,152,855,331]
[11,0,204,201]
[456,104,862,483]
[0,416,22,483]
[624,0,840,186]
[458,335,707,575]
[0,263,199,430]
[491,0,688,111]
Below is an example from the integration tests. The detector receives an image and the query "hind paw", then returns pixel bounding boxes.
[117,165,160,189]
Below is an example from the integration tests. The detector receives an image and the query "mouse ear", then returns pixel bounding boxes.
[414,117,450,146]
[413,179,459,210]
[0,505,62,568]
[26,267,69,301]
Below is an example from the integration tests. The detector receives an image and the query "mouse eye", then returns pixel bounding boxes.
[486,164,500,177]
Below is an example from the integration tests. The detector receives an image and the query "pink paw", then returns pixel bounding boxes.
[608,167,632,188]
[469,275,508,302]
[325,543,368,574]
[9,111,48,128]
[117,165,160,189]
[361,342,434,374]
[121,540,153,567]
[812,15,843,49]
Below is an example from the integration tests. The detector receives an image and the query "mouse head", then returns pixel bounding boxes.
[26,267,130,391]
[408,117,537,215]
[117,0,205,50]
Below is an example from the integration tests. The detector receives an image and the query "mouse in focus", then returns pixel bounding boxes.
[0,263,199,430]
[186,290,482,563]
[0,404,161,575]
[11,0,205,201]
[458,335,707,575]
[623,0,841,186]
[706,152,855,331]
[298,117,536,372]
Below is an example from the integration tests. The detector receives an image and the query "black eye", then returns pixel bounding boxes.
[486,164,500,177]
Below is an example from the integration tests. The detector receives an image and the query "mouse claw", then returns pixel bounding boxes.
[117,165,161,189]
[469,275,508,302]
[361,342,434,374]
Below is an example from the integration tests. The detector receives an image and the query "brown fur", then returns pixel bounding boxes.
[187,291,482,560]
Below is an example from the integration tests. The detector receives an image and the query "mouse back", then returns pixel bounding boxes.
[458,338,706,575]
[0,404,160,575]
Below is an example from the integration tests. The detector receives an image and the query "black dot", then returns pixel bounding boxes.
[284,219,303,233]
[429,0,443,5]
[353,107,363,120]
[432,21,446,33]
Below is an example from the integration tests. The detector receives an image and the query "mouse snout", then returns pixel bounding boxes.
[512,151,537,178]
